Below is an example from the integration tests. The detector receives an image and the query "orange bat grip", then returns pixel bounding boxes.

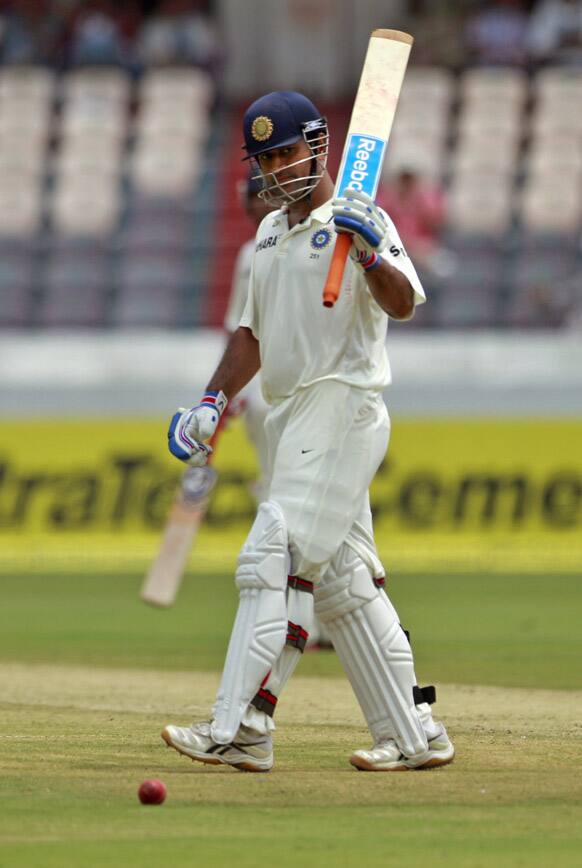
[322,233,352,308]
[206,407,228,459]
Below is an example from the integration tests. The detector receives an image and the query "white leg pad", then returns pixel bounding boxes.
[211,501,288,744]
[241,578,314,735]
[315,544,428,758]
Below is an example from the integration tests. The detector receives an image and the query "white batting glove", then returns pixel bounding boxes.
[332,188,388,271]
[167,390,228,466]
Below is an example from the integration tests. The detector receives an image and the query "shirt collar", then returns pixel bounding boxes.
[310,198,333,224]
[280,198,333,232]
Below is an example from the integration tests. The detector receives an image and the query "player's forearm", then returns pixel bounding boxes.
[365,260,415,319]
[206,326,260,399]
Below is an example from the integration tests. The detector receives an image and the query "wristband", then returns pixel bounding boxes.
[360,252,383,272]
[200,390,228,415]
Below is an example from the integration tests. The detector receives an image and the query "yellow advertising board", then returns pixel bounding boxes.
[1,418,581,573]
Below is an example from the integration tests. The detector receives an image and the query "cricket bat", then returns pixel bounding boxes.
[322,29,413,308]
[140,425,222,608]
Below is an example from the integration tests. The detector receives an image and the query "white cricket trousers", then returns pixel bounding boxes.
[264,380,390,580]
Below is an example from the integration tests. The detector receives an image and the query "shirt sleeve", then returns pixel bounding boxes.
[379,209,426,306]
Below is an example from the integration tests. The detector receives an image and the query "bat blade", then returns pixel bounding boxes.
[140,466,218,608]
[323,29,413,308]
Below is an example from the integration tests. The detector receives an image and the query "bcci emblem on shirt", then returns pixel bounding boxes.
[310,228,332,250]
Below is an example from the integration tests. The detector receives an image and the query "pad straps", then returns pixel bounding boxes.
[250,575,314,718]
[413,684,437,705]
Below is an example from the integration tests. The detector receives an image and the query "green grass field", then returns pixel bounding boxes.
[1,571,581,868]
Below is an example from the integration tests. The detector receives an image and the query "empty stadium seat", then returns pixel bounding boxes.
[392,112,448,143]
[0,255,35,326]
[0,149,45,182]
[61,67,131,106]
[458,114,522,152]
[41,253,110,327]
[0,129,48,163]
[130,150,201,196]
[457,114,522,150]
[139,67,214,108]
[134,107,210,143]
[119,215,191,254]
[383,139,443,180]
[524,139,582,176]
[519,180,582,234]
[112,255,187,327]
[523,162,582,193]
[60,105,127,143]
[52,144,123,180]
[0,98,52,140]
[451,164,515,195]
[399,67,454,111]
[460,67,528,109]
[448,182,513,235]
[389,113,448,178]
[51,181,121,237]
[0,183,43,236]
[133,130,202,161]
[529,106,582,139]
[0,66,55,105]
[511,246,578,292]
[41,283,107,328]
[431,248,503,327]
[533,67,582,105]
[452,145,517,177]
[507,245,579,326]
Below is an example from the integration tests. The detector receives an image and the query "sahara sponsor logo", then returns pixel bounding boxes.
[256,235,279,252]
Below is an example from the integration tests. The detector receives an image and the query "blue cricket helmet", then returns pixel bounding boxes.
[242,91,325,159]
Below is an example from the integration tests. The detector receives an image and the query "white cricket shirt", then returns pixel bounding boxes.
[239,199,425,404]
[224,237,255,332]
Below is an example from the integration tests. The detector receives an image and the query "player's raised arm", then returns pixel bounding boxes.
[332,188,414,319]
[322,29,413,308]
[167,326,260,467]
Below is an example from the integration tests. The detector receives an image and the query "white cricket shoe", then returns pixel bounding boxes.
[161,721,273,772]
[350,722,454,772]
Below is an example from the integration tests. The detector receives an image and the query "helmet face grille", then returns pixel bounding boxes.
[251,118,329,206]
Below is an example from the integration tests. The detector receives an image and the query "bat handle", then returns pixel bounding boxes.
[322,233,352,308]
[206,408,227,460]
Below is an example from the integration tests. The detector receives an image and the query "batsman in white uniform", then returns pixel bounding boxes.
[164,91,454,772]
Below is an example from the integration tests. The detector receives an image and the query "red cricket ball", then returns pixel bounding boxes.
[138,779,167,805]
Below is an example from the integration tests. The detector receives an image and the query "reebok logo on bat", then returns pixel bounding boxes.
[347,137,378,189]
[338,134,385,198]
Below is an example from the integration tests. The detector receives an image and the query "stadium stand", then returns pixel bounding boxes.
[1,35,582,330]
